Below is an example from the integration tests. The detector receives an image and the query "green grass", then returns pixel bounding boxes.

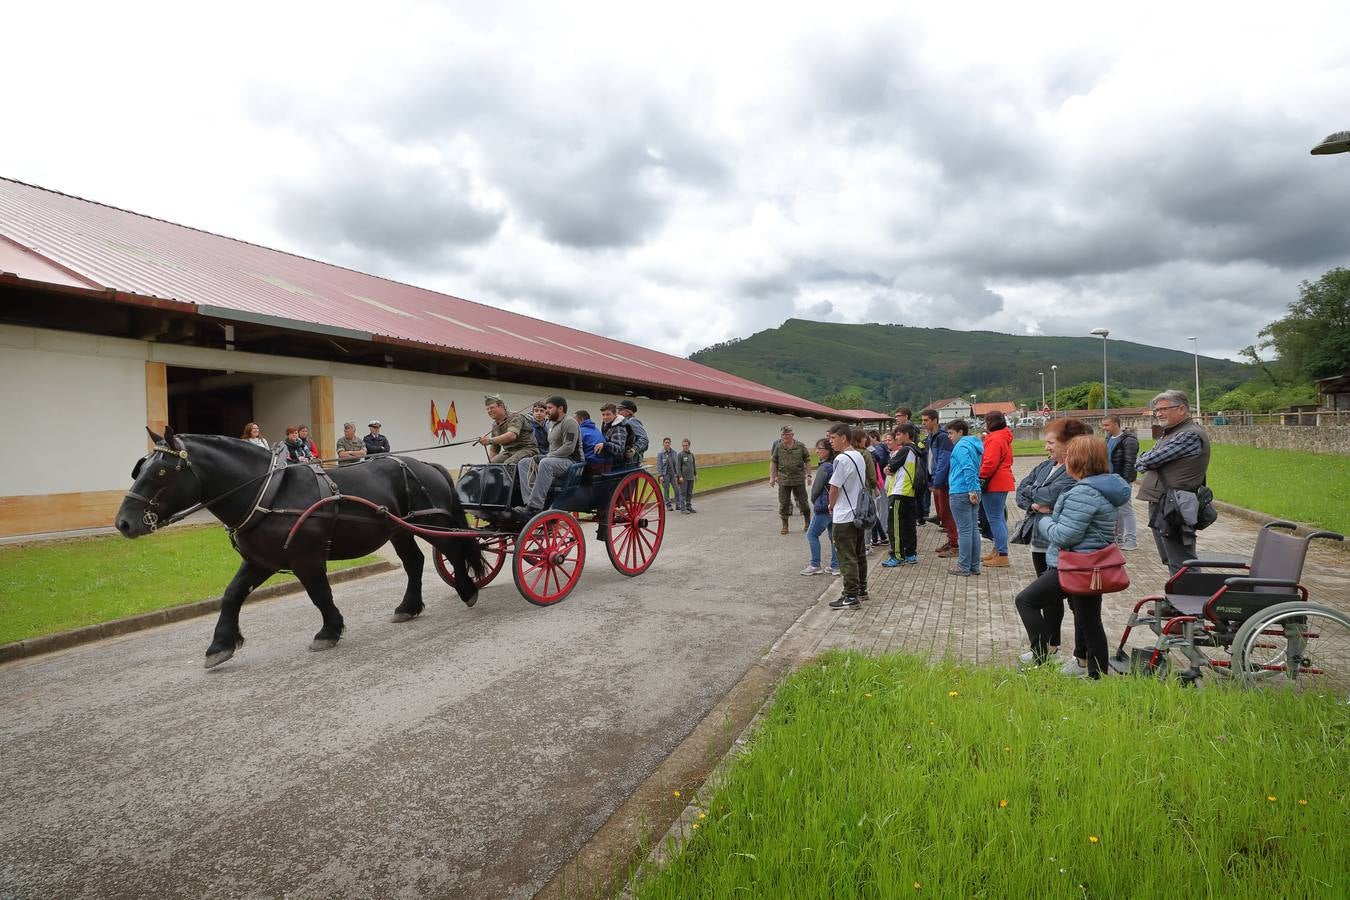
[635,652,1349,899]
[1205,443,1350,535]
[693,460,770,493]
[0,526,380,645]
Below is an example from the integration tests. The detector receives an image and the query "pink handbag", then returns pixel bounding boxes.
[1057,543,1130,595]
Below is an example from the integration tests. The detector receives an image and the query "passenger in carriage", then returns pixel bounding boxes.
[595,402,634,467]
[477,393,538,469]
[575,410,607,474]
[513,395,583,518]
[530,401,551,454]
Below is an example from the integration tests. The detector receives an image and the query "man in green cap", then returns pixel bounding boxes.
[477,394,538,470]
[770,425,812,534]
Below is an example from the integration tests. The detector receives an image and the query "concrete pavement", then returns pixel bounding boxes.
[0,486,825,899]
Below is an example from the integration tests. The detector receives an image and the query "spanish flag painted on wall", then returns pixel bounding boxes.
[431,399,459,443]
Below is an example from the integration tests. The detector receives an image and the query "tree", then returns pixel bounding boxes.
[1052,381,1125,411]
[1258,267,1350,379]
[824,389,867,410]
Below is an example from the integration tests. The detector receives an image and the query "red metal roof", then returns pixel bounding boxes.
[972,401,1017,415]
[835,409,893,420]
[0,177,841,418]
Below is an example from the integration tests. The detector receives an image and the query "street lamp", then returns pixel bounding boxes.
[1311,130,1350,154]
[1090,327,1110,412]
[1188,336,1201,421]
[1051,365,1058,416]
[1038,371,1045,412]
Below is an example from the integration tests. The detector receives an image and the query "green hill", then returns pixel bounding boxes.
[689,319,1251,411]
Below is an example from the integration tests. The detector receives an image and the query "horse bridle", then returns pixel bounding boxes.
[124,443,205,531]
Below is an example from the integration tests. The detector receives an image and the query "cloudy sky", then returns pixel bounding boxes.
[4,1,1349,360]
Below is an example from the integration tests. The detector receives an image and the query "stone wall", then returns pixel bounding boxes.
[1206,425,1350,455]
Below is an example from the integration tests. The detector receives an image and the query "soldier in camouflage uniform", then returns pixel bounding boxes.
[770,425,812,534]
[477,393,539,469]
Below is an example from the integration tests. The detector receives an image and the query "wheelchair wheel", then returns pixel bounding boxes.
[1231,601,1350,696]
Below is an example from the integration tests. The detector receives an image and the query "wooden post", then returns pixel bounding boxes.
[310,375,335,460]
[145,362,167,447]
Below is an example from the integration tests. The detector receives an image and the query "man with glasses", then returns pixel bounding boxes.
[1135,390,1210,572]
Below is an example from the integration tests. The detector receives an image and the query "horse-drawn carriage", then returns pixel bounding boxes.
[115,429,665,667]
[430,461,666,605]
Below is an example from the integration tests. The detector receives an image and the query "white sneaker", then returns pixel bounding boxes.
[1121,541,1138,551]
[1019,647,1060,664]
[1061,658,1088,677]
[799,565,823,576]
[829,568,841,576]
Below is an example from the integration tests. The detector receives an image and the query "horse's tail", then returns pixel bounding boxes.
[430,462,485,580]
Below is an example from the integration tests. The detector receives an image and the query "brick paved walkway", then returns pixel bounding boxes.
[811,457,1350,665]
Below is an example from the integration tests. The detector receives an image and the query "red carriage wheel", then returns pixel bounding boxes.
[605,470,665,576]
[513,510,586,606]
[434,535,509,589]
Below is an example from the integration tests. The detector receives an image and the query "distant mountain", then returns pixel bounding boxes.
[689,319,1250,411]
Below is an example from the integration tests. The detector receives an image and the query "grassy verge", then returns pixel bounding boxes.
[635,652,1349,898]
[1205,443,1350,535]
[0,526,379,645]
[694,460,770,494]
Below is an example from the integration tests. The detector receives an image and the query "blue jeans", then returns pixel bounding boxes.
[950,492,981,572]
[981,491,1009,554]
[807,511,837,568]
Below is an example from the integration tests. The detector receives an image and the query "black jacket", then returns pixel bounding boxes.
[1109,432,1139,483]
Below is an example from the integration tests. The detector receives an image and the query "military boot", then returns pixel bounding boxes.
[780,516,790,535]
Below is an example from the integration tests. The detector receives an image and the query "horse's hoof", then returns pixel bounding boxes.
[309,638,339,652]
[204,648,235,669]
[461,592,478,609]
[390,610,420,623]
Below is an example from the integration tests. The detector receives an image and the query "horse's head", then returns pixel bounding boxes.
[115,426,204,538]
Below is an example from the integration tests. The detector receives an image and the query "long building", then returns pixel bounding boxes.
[0,177,848,538]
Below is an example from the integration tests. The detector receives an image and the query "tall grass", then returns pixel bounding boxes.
[635,653,1349,898]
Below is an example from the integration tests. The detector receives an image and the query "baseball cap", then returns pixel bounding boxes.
[618,398,638,413]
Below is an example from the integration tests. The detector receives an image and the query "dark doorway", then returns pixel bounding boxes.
[167,367,255,437]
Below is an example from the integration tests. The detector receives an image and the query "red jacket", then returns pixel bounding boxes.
[979,427,1015,492]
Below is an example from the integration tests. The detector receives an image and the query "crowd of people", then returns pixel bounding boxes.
[240,420,391,464]
[772,390,1211,679]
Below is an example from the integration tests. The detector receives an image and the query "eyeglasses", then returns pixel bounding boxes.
[1152,405,1181,414]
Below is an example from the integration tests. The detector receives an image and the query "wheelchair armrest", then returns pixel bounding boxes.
[1223,577,1300,590]
[1307,530,1345,544]
[1180,556,1250,569]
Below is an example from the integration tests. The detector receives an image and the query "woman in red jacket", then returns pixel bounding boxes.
[979,411,1016,566]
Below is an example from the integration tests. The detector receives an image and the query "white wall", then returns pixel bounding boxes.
[0,329,147,495]
[332,374,834,471]
[0,323,841,502]
[253,377,314,447]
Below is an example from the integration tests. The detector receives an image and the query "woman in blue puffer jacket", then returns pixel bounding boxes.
[1017,435,1130,678]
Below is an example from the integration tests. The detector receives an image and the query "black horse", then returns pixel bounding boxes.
[115,427,484,668]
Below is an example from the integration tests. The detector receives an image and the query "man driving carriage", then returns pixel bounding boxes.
[477,394,539,468]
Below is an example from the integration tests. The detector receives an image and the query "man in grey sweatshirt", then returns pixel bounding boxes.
[515,395,582,516]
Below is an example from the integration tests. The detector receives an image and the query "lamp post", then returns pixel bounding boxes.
[970,394,977,425]
[1187,336,1201,421]
[1051,365,1058,416]
[1038,371,1045,413]
[1090,327,1110,412]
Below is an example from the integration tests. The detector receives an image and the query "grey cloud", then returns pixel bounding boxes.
[272,145,504,266]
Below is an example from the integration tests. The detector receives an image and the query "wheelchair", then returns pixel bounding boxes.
[1114,521,1349,693]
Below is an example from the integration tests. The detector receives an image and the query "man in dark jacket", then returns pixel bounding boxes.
[363,420,391,455]
[656,437,679,509]
[1136,391,1210,572]
[1102,413,1139,551]
[921,408,958,556]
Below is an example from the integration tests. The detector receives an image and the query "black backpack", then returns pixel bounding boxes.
[844,453,879,529]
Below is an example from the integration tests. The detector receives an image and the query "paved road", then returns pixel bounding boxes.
[0,485,828,899]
